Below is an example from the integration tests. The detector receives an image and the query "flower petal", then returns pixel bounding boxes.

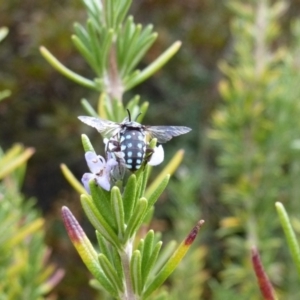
[106,158,118,172]
[85,151,105,174]
[148,145,164,166]
[95,174,111,191]
[81,173,95,194]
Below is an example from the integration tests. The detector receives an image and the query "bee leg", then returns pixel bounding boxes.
[143,146,154,167]
[112,150,126,177]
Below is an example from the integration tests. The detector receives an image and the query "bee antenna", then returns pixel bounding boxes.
[126,109,131,121]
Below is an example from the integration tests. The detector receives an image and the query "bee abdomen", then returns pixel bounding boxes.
[120,129,146,171]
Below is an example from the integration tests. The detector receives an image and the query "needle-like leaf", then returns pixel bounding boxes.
[144,221,204,298]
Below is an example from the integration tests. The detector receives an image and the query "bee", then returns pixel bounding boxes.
[78,110,191,171]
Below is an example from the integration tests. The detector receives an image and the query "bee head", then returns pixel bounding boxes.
[122,109,142,128]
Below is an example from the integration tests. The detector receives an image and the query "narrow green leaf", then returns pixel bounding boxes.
[143,241,162,285]
[145,175,170,215]
[117,16,135,66]
[89,181,115,229]
[143,207,154,226]
[111,186,125,237]
[0,90,11,102]
[71,35,98,73]
[144,221,204,298]
[83,0,102,17]
[136,165,151,199]
[123,174,137,223]
[146,149,185,198]
[123,70,141,86]
[81,134,96,153]
[96,231,112,263]
[104,98,115,121]
[14,155,27,188]
[124,198,148,240]
[81,194,122,250]
[139,24,154,42]
[104,0,114,28]
[60,163,87,195]
[112,247,124,283]
[7,218,44,248]
[137,239,145,257]
[0,27,8,42]
[62,206,117,298]
[100,29,114,74]
[150,240,177,277]
[81,98,99,117]
[141,230,154,272]
[130,250,143,295]
[88,16,103,34]
[98,92,107,118]
[112,98,125,122]
[99,253,124,292]
[121,23,156,76]
[0,144,23,166]
[125,41,182,90]
[39,46,98,90]
[83,0,103,29]
[121,24,142,76]
[73,22,90,46]
[87,19,102,76]
[129,106,142,122]
[139,101,149,122]
[0,147,35,180]
[125,33,158,75]
[125,95,140,112]
[116,0,132,26]
[276,202,300,280]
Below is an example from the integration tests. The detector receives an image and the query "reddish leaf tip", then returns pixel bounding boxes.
[251,246,276,300]
[185,220,205,246]
[61,206,85,243]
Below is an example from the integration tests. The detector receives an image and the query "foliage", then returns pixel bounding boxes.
[276,202,300,282]
[210,0,300,298]
[0,144,64,299]
[41,0,204,299]
[5,0,300,298]
[0,27,11,102]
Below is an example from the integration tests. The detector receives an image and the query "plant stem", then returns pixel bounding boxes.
[107,42,124,102]
[100,0,124,102]
[120,239,136,300]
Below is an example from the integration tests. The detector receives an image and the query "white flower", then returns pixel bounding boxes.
[148,145,164,166]
[82,151,118,192]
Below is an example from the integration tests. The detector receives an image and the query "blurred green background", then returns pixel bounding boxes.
[2,0,300,299]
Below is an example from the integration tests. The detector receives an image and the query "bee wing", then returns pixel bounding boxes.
[146,125,192,143]
[78,116,121,137]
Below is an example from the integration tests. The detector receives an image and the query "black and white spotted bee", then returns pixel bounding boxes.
[78,110,191,172]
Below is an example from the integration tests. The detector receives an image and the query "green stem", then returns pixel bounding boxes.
[120,239,137,300]
[275,202,300,280]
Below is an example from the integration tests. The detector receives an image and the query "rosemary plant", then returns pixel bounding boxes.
[41,0,203,299]
[0,144,65,299]
[0,27,11,101]
[210,0,300,298]
[0,29,63,299]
